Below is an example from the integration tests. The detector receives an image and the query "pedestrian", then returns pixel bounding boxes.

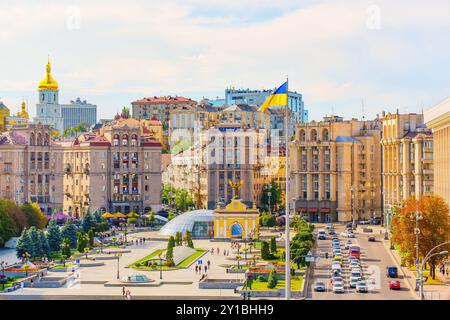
[195,265,198,274]
[122,286,126,296]
[217,248,220,255]
[446,268,449,277]
[204,265,208,273]
[207,260,211,268]
[211,248,214,255]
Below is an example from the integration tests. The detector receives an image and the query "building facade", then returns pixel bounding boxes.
[61,97,97,132]
[0,124,64,214]
[61,117,162,218]
[0,101,10,132]
[425,97,450,206]
[290,116,382,223]
[224,87,308,125]
[131,96,197,124]
[380,112,433,220]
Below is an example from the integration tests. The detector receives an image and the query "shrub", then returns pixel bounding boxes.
[261,241,272,260]
[267,268,278,289]
[270,236,277,254]
[257,275,267,282]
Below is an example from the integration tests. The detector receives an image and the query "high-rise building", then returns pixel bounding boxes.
[425,97,450,206]
[0,124,64,214]
[380,112,433,221]
[61,97,97,132]
[290,116,382,223]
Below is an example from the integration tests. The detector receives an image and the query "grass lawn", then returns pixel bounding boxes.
[130,248,206,271]
[249,276,303,291]
[52,263,74,269]
[1,278,25,290]
[408,267,444,285]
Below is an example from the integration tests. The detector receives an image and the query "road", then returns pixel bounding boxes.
[306,224,415,300]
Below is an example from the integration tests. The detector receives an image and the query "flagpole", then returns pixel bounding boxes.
[284,76,291,300]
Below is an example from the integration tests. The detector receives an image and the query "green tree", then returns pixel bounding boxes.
[270,236,277,254]
[175,231,182,246]
[166,236,175,262]
[149,211,156,227]
[261,181,282,212]
[0,200,18,247]
[88,228,95,247]
[61,237,72,258]
[185,230,194,248]
[28,226,43,258]
[61,219,77,248]
[46,219,62,252]
[260,213,276,228]
[21,203,47,229]
[77,232,88,253]
[267,268,278,289]
[16,228,32,258]
[168,209,176,221]
[81,212,95,233]
[174,189,194,211]
[261,240,271,260]
[39,230,50,258]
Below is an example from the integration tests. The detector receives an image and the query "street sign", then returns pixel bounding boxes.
[305,256,314,262]
[76,259,80,264]
[198,260,202,265]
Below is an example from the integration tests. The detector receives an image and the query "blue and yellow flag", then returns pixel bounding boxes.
[259,81,288,112]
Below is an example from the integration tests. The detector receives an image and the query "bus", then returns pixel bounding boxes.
[349,244,361,258]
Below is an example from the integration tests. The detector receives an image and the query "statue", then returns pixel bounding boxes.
[228,179,243,199]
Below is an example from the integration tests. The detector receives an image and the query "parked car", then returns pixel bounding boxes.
[332,282,345,293]
[356,281,369,293]
[386,266,398,278]
[314,281,326,292]
[368,236,376,242]
[388,280,401,290]
[349,279,358,288]
[318,229,327,240]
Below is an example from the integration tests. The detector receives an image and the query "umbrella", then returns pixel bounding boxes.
[126,212,139,218]
[113,212,126,218]
[102,212,114,218]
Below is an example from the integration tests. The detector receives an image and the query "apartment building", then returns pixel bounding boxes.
[380,112,433,215]
[0,124,64,214]
[62,117,162,218]
[290,116,382,223]
[425,97,450,206]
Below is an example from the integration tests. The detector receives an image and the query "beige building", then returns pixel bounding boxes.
[380,112,433,218]
[61,117,162,218]
[425,97,450,206]
[0,124,64,214]
[290,116,382,223]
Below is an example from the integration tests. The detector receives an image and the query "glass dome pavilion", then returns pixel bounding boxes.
[159,209,214,238]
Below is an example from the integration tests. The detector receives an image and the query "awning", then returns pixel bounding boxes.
[320,208,331,213]
[309,208,318,213]
[298,207,307,213]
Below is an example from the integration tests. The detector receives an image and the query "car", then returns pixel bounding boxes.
[386,266,398,278]
[350,261,361,269]
[356,281,369,293]
[329,229,336,235]
[349,256,360,262]
[314,281,326,292]
[333,282,345,293]
[331,276,343,284]
[371,217,382,225]
[341,232,355,238]
[326,223,333,230]
[351,267,363,275]
[318,228,327,240]
[333,256,343,263]
[346,222,353,228]
[388,280,401,290]
[349,279,358,288]
[359,220,371,225]
[350,271,362,281]
[344,240,353,249]
[368,236,376,242]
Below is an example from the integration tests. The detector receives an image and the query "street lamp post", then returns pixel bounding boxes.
[115,253,122,279]
[419,241,450,300]
[410,209,422,279]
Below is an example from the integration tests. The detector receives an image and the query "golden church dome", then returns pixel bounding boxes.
[16,101,29,120]
[38,59,58,91]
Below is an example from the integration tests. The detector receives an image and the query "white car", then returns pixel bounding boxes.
[356,281,369,293]
[332,282,345,293]
[341,232,355,238]
[349,279,358,288]
[350,271,362,281]
[344,240,353,249]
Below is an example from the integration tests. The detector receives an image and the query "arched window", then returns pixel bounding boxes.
[322,129,329,141]
[113,134,120,146]
[30,133,35,146]
[131,134,138,146]
[44,133,50,146]
[122,134,129,146]
[299,129,306,142]
[310,129,318,141]
[37,133,43,146]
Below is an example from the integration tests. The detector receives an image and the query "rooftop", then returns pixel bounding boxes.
[132,96,196,105]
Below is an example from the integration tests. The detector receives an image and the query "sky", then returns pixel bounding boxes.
[0,0,449,121]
